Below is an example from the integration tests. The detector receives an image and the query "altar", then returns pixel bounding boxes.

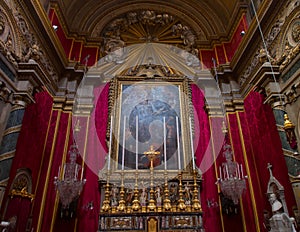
[97,65,204,232]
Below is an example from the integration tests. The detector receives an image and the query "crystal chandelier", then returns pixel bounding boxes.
[216,126,247,205]
[54,143,86,208]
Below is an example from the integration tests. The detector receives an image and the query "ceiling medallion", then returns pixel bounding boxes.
[101,10,197,56]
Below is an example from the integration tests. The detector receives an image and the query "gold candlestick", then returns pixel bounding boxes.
[117,172,126,212]
[192,170,202,211]
[131,171,141,211]
[101,171,111,212]
[163,170,172,211]
[177,172,186,211]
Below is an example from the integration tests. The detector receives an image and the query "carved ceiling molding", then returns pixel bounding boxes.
[99,10,202,57]
[51,1,248,51]
[74,1,224,40]
[238,0,300,88]
[0,3,22,68]
[0,0,58,84]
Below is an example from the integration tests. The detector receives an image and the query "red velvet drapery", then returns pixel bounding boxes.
[4,85,297,232]
[76,83,109,232]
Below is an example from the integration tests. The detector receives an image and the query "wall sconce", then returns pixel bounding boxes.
[83,201,94,211]
[284,113,297,150]
[207,198,218,208]
[82,201,95,218]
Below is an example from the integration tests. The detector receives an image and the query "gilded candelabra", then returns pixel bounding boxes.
[163,170,172,211]
[192,170,202,211]
[131,171,141,211]
[101,171,111,212]
[177,172,186,211]
[117,171,126,212]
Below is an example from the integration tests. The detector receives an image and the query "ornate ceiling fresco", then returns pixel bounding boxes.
[50,0,247,50]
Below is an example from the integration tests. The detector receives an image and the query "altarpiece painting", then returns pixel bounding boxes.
[98,65,203,232]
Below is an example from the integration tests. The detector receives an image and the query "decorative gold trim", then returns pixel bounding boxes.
[0,150,15,161]
[236,112,261,232]
[227,112,247,231]
[31,0,69,65]
[240,198,247,232]
[37,110,61,232]
[214,47,219,65]
[9,188,34,201]
[81,116,90,180]
[50,112,71,231]
[222,43,229,63]
[32,107,53,211]
[283,149,300,160]
[3,125,22,136]
[208,116,225,232]
[68,39,75,60]
[11,105,25,112]
[108,74,192,173]
[289,173,300,180]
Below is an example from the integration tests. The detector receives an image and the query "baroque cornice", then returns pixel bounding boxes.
[29,0,69,66]
[232,0,300,97]
[231,0,277,73]
[0,0,63,90]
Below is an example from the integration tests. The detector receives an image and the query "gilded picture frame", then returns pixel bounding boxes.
[109,74,192,173]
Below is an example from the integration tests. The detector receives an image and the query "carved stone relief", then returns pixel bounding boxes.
[276,14,300,72]
[0,7,20,68]
[12,5,58,82]
[99,10,201,58]
[289,18,300,45]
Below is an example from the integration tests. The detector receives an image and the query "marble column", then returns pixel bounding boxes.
[0,95,30,205]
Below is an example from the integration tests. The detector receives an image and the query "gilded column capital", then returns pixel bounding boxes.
[11,94,32,108]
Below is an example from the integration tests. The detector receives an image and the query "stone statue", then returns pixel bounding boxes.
[140,187,147,206]
[269,193,283,214]
[155,186,162,206]
[266,164,297,232]
[268,193,296,231]
[111,185,119,206]
[184,183,191,205]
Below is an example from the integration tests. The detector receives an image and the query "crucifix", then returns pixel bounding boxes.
[144,145,161,211]
[144,145,161,169]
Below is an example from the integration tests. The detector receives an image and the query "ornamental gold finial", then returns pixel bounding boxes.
[284,113,295,130]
